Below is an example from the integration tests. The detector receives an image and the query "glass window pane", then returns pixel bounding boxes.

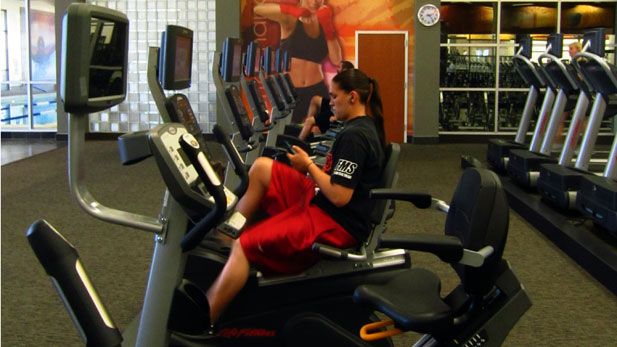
[561,3,615,35]
[497,91,532,132]
[440,91,495,132]
[2,0,27,81]
[30,0,56,81]
[497,37,529,89]
[1,82,29,129]
[441,46,496,88]
[1,9,8,81]
[441,3,496,41]
[501,3,557,35]
[32,83,56,129]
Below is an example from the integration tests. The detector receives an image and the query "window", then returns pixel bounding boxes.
[0,0,219,133]
[439,0,616,135]
[0,0,57,131]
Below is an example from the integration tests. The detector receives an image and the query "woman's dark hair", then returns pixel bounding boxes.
[340,60,355,71]
[332,69,386,148]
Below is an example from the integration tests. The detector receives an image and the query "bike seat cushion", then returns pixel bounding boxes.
[353,268,452,333]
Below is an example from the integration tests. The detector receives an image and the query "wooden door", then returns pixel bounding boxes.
[356,32,407,143]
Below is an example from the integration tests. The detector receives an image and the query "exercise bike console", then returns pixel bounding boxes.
[165,94,203,144]
[148,124,247,248]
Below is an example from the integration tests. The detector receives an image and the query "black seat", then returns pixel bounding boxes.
[353,168,526,338]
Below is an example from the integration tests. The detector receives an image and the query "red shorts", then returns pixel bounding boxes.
[239,161,356,275]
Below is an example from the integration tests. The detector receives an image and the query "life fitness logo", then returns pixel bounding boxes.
[216,328,276,338]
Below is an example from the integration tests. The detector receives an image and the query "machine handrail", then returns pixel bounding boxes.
[571,50,617,92]
[68,114,164,234]
[512,53,547,89]
[538,52,579,91]
[213,124,250,198]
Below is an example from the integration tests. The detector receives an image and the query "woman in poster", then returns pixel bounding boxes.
[255,0,342,123]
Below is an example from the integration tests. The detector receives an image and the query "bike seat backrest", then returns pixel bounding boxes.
[445,168,509,296]
[369,143,401,229]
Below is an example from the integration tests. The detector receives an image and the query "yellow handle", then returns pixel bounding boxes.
[360,319,404,341]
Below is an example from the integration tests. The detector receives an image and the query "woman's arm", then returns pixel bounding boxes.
[255,3,309,26]
[298,116,316,141]
[317,6,342,67]
[287,146,353,207]
[307,159,353,207]
[326,40,342,68]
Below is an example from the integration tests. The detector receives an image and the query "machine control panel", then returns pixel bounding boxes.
[247,80,270,123]
[150,124,242,223]
[165,93,203,145]
[225,85,254,141]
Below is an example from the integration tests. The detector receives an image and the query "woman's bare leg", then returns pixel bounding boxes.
[234,157,273,221]
[206,239,250,323]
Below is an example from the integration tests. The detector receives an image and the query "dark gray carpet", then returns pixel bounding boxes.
[2,140,616,346]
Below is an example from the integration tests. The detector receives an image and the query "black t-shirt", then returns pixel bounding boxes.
[312,116,385,242]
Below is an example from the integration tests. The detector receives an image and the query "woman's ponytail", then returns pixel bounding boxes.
[367,77,386,149]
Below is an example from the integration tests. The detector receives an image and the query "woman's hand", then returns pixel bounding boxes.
[280,4,311,20]
[316,5,336,40]
[287,146,313,173]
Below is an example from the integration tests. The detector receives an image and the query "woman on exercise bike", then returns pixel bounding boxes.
[205,68,386,328]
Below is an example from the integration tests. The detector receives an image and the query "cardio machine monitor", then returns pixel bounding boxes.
[283,50,292,72]
[221,37,243,83]
[515,34,532,59]
[546,33,563,58]
[275,49,284,73]
[159,25,194,90]
[61,3,128,113]
[245,41,262,77]
[263,47,274,75]
[583,28,606,57]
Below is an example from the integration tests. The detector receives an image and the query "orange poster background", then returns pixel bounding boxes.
[241,0,415,135]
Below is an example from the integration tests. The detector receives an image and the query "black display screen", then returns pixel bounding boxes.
[89,18,126,99]
[232,42,242,79]
[175,35,192,81]
[254,46,262,76]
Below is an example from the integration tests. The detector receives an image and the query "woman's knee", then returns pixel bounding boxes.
[249,157,273,186]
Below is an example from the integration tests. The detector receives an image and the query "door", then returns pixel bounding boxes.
[356,31,408,143]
